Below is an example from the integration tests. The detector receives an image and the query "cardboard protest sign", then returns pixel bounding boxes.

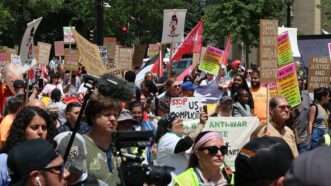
[161,9,187,44]
[64,49,79,71]
[198,46,223,75]
[308,57,331,91]
[54,41,64,56]
[277,32,293,66]
[170,97,201,120]
[20,17,42,68]
[147,44,160,57]
[183,117,260,170]
[37,42,51,65]
[73,30,107,76]
[63,27,75,44]
[277,63,301,107]
[260,19,278,82]
[114,46,134,71]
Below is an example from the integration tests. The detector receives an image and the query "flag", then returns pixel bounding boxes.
[151,47,164,77]
[176,64,193,81]
[222,35,232,65]
[150,21,203,78]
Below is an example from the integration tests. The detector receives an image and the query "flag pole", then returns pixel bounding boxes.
[168,38,174,78]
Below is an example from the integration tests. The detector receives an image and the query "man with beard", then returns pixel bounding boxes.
[250,70,268,124]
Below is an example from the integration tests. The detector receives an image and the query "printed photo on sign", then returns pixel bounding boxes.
[161,9,186,44]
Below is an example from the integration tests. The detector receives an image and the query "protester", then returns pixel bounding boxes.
[40,72,64,97]
[212,96,234,117]
[252,96,299,158]
[7,139,69,186]
[174,131,229,186]
[48,88,66,125]
[117,109,138,131]
[250,70,268,124]
[2,79,25,115]
[308,87,330,149]
[155,112,207,175]
[55,92,120,185]
[0,95,25,149]
[229,74,253,109]
[129,101,156,132]
[235,136,293,186]
[57,102,90,134]
[232,88,252,117]
[158,79,181,106]
[25,99,47,110]
[0,106,57,185]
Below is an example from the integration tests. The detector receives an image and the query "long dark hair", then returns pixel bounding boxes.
[231,74,254,109]
[2,106,56,153]
[155,113,177,143]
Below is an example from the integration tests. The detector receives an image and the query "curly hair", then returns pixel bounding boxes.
[2,106,56,153]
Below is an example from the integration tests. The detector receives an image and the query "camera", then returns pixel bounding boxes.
[112,131,173,186]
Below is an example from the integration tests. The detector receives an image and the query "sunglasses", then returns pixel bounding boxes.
[199,145,228,155]
[42,164,65,176]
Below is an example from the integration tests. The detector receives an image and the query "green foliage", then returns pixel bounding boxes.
[203,0,284,48]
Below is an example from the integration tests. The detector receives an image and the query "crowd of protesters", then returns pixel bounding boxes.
[1,56,331,186]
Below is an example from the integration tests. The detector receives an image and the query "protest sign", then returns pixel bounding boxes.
[308,57,331,91]
[268,81,279,97]
[277,32,293,66]
[104,37,117,60]
[54,41,64,57]
[73,30,107,76]
[147,44,160,57]
[260,19,278,82]
[278,27,301,58]
[37,42,51,65]
[114,46,134,71]
[277,63,301,107]
[170,97,201,120]
[20,17,42,68]
[198,46,223,75]
[161,9,187,44]
[0,52,10,65]
[183,117,260,170]
[63,27,75,44]
[64,49,79,71]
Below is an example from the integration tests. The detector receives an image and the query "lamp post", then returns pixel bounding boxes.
[95,0,104,46]
[285,0,294,27]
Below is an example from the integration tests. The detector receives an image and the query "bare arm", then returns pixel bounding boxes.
[307,105,316,136]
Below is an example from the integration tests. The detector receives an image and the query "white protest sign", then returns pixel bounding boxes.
[63,26,76,44]
[183,117,259,170]
[170,97,201,120]
[161,9,187,44]
[19,17,43,68]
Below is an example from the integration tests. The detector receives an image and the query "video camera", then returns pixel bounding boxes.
[112,131,173,186]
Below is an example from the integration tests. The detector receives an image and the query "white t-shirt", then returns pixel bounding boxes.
[156,132,189,175]
[41,83,64,96]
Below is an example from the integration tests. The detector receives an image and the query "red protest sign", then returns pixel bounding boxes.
[54,41,65,56]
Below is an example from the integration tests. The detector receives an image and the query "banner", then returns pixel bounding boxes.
[63,26,76,44]
[277,32,293,66]
[308,57,331,91]
[170,97,202,120]
[277,63,301,107]
[37,42,51,65]
[19,17,43,68]
[54,41,65,56]
[198,46,223,75]
[260,19,278,82]
[64,49,79,71]
[73,30,107,76]
[161,9,187,44]
[183,117,260,170]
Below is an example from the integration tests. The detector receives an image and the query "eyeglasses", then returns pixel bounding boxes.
[199,145,228,155]
[42,164,65,176]
[277,105,290,110]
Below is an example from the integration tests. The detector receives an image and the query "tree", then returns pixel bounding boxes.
[203,0,285,49]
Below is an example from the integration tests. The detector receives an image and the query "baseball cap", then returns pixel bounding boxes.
[117,109,138,123]
[13,79,25,89]
[181,81,196,92]
[284,146,331,186]
[235,136,293,186]
[54,131,88,184]
[219,96,233,104]
[7,139,58,185]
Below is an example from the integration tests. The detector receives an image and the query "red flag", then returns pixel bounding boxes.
[151,47,164,77]
[172,21,203,61]
[222,35,232,65]
[150,21,203,78]
[176,65,193,81]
